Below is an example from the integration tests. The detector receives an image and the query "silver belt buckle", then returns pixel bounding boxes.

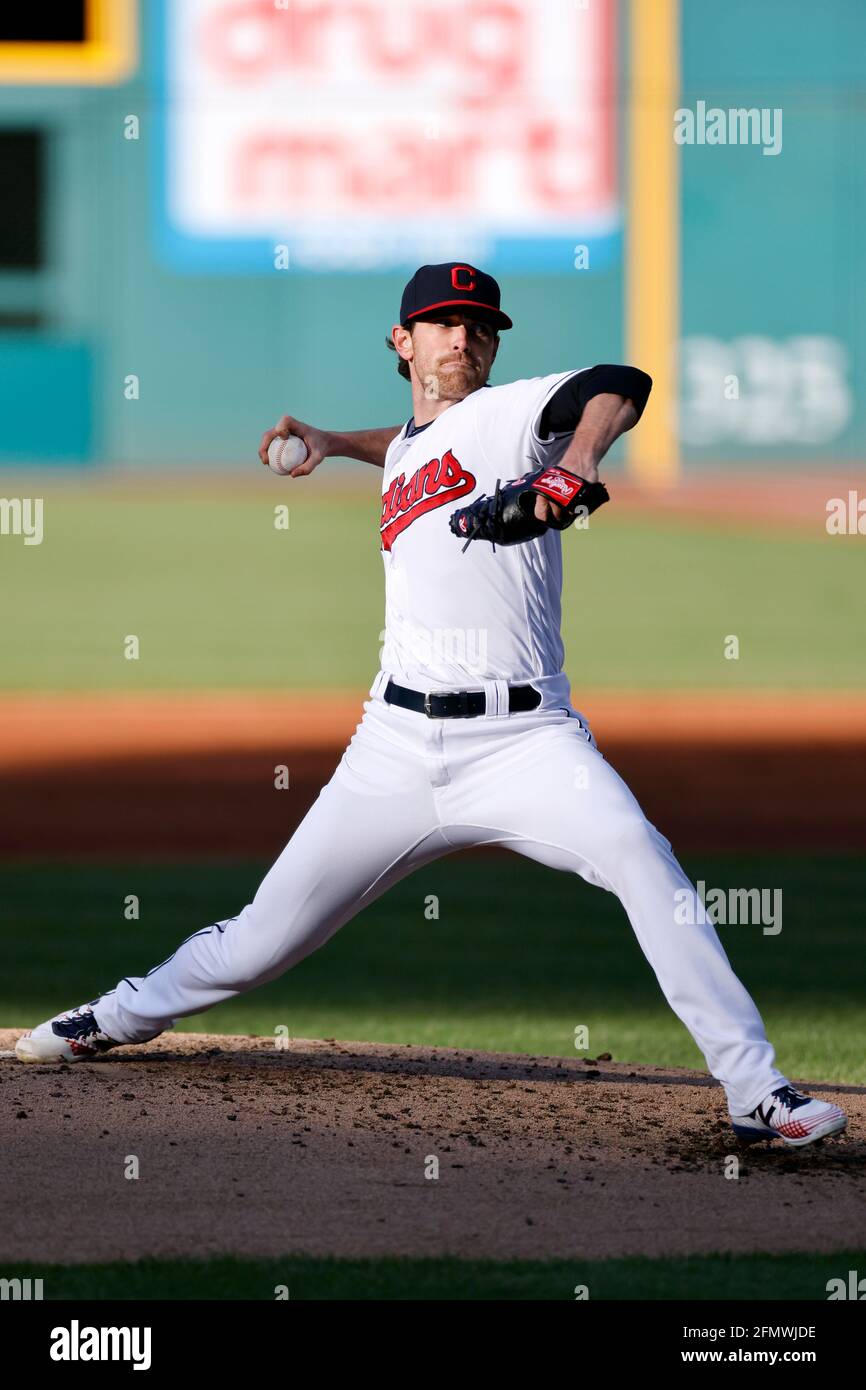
[423,691,434,717]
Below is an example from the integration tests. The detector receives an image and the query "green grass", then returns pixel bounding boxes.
[1,485,864,689]
[2,854,863,1084]
[5,1251,864,1300]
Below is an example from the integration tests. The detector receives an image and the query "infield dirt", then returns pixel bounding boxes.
[1,1031,862,1265]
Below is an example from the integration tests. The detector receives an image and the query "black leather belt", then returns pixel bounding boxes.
[384,678,542,719]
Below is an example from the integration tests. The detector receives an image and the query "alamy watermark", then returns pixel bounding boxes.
[826,1270,866,1300]
[379,625,488,674]
[674,101,782,156]
[826,491,866,535]
[0,497,43,545]
[50,1321,151,1370]
[1,1277,43,1300]
[675,881,782,935]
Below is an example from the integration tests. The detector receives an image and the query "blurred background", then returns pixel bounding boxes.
[0,1,863,1081]
[0,0,863,469]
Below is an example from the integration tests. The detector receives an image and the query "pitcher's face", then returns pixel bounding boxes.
[396,313,499,400]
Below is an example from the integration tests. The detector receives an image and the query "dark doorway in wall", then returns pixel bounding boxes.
[0,128,44,272]
[0,10,86,43]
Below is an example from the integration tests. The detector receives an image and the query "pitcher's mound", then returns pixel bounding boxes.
[0,1031,862,1264]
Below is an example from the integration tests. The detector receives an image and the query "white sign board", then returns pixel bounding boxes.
[162,0,618,271]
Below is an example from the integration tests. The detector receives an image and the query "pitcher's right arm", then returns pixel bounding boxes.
[258,415,402,475]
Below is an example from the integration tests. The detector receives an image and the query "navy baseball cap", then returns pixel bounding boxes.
[399,262,513,331]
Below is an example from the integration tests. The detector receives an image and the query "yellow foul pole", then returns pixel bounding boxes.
[626,0,680,487]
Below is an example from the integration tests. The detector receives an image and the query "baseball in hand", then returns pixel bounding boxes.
[267,434,309,475]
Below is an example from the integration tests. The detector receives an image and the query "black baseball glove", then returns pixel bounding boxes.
[449,465,609,551]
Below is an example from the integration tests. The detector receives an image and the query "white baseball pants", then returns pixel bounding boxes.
[93,688,788,1117]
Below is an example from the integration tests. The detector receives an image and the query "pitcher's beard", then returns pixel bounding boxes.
[432,360,481,398]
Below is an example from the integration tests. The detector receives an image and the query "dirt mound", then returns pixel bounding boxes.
[1,1032,863,1265]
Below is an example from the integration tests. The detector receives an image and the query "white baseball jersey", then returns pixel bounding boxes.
[377,370,584,698]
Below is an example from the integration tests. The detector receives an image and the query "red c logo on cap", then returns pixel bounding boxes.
[451,265,477,291]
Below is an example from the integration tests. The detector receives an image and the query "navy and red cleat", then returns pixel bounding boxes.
[15,1004,121,1063]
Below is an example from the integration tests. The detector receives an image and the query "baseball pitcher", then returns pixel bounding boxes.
[16,263,846,1150]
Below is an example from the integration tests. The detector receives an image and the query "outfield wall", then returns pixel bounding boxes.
[0,0,862,470]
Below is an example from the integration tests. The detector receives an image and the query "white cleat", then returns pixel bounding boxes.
[731,1084,847,1148]
[15,1004,122,1063]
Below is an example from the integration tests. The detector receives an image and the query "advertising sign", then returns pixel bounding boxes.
[159,0,618,272]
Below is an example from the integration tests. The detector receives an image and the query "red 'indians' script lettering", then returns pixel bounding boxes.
[380,449,476,551]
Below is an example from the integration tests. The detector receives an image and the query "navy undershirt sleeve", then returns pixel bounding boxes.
[537,364,653,440]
